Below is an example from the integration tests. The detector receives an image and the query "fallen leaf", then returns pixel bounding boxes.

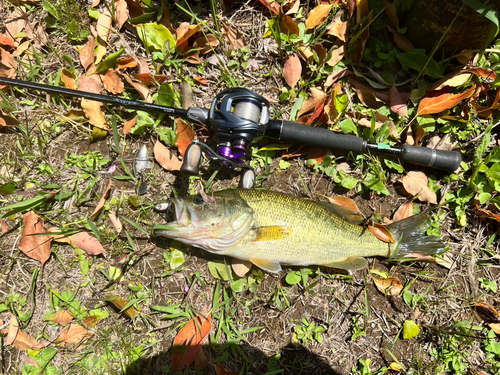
[103,69,124,94]
[285,0,300,15]
[123,117,136,135]
[192,34,219,55]
[384,0,399,27]
[116,57,138,69]
[78,74,103,94]
[176,22,200,51]
[389,86,407,117]
[176,118,196,157]
[12,40,30,57]
[307,146,327,163]
[393,202,413,222]
[0,34,16,49]
[193,76,207,85]
[1,327,47,351]
[5,314,19,346]
[403,320,419,339]
[280,14,300,36]
[79,37,97,71]
[125,0,144,18]
[70,232,106,255]
[108,212,122,234]
[490,323,500,334]
[1,219,8,234]
[115,0,129,30]
[283,53,301,87]
[18,211,52,267]
[325,68,353,88]
[353,112,399,140]
[373,277,403,296]
[91,177,112,218]
[327,19,348,42]
[297,87,327,117]
[349,77,389,109]
[97,9,112,43]
[475,302,500,322]
[123,74,152,103]
[214,363,239,375]
[464,67,497,80]
[306,4,332,29]
[258,0,280,14]
[222,20,246,49]
[352,10,372,65]
[106,295,140,318]
[154,140,182,171]
[45,310,74,325]
[326,44,345,67]
[399,171,437,204]
[172,314,212,372]
[0,110,19,128]
[368,224,395,243]
[23,355,39,369]
[81,98,107,129]
[0,48,17,69]
[194,346,209,369]
[60,69,77,90]
[6,8,26,39]
[433,73,472,91]
[83,315,106,328]
[131,73,169,85]
[417,86,475,115]
[56,323,93,349]
[232,259,252,277]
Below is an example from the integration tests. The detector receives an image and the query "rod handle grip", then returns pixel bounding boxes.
[400,145,462,172]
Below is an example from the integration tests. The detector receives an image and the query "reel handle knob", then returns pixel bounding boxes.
[181,143,202,175]
[239,169,255,189]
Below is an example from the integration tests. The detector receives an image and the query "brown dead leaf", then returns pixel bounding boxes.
[97,9,112,43]
[23,355,39,369]
[154,140,182,171]
[326,44,345,67]
[116,57,138,69]
[456,50,475,65]
[131,73,169,85]
[373,277,403,296]
[5,314,19,346]
[386,25,414,52]
[123,74,152,103]
[192,34,219,55]
[103,69,124,94]
[61,69,77,90]
[389,86,407,117]
[2,328,47,351]
[222,20,246,49]
[81,98,108,129]
[125,0,144,18]
[115,0,129,30]
[56,323,93,349]
[0,110,19,128]
[193,76,207,85]
[384,0,399,27]
[18,211,52,267]
[0,34,16,49]
[285,0,300,15]
[12,40,30,57]
[306,4,332,29]
[232,259,252,277]
[108,212,122,234]
[298,88,327,117]
[91,177,111,218]
[369,224,395,243]
[283,53,301,87]
[280,14,300,36]
[106,295,140,319]
[327,19,348,42]
[214,364,239,375]
[393,202,413,222]
[78,74,102,94]
[176,118,196,157]
[176,22,201,51]
[464,67,497,80]
[1,219,8,234]
[123,117,136,135]
[399,171,437,204]
[70,232,107,255]
[258,0,280,14]
[45,310,74,325]
[490,323,500,334]
[6,8,26,39]
[433,74,471,91]
[1,48,17,69]
[475,302,500,323]
[79,37,97,71]
[349,76,389,108]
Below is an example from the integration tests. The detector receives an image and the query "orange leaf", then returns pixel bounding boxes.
[2,328,47,351]
[0,48,17,69]
[192,34,219,55]
[417,86,475,115]
[176,118,196,157]
[373,277,403,296]
[258,0,280,14]
[5,314,19,346]
[490,323,500,334]
[327,19,348,42]
[307,146,327,163]
[1,219,8,234]
[90,177,112,218]
[328,196,360,213]
[399,171,437,204]
[176,22,200,50]
[231,259,252,277]
[116,57,138,69]
[280,14,300,36]
[283,53,301,87]
[154,140,182,171]
[79,37,97,71]
[18,211,52,267]
[61,69,77,90]
[70,232,106,255]
[81,98,108,129]
[45,310,74,325]
[193,76,207,85]
[393,202,413,222]
[389,86,407,117]
[475,302,500,322]
[123,117,136,135]
[83,315,106,328]
[464,67,497,80]
[103,69,124,94]
[297,88,327,118]
[368,224,395,243]
[106,295,140,318]
[306,4,332,29]
[0,34,16,49]
[124,74,152,102]
[131,73,169,85]
[56,323,93,349]
[214,363,239,375]
[115,0,129,30]
[78,74,103,94]
[172,314,212,372]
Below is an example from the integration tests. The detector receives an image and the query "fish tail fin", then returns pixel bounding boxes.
[385,213,445,258]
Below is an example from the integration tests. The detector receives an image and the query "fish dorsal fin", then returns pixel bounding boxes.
[254,226,292,241]
[315,201,364,224]
[250,258,282,273]
[322,256,368,270]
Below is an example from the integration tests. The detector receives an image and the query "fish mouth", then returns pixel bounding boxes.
[153,198,199,236]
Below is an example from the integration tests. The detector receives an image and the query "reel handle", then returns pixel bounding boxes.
[180,143,202,175]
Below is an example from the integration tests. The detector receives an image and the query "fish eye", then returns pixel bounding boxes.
[193,195,204,205]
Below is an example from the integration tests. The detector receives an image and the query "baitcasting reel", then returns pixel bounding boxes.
[182,88,271,188]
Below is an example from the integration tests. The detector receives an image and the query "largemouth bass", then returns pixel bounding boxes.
[153,189,444,273]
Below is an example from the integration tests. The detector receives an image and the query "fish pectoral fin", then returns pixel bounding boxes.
[322,256,368,271]
[250,258,282,273]
[315,201,364,224]
[254,226,291,241]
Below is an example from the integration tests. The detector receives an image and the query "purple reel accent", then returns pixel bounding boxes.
[217,145,245,165]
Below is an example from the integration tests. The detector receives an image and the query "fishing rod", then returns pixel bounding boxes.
[0,77,462,188]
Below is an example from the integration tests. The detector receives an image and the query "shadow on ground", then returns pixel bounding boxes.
[124,342,344,375]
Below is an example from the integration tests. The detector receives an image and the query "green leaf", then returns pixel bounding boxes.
[341,176,358,190]
[42,0,58,19]
[88,7,100,19]
[208,260,231,281]
[130,111,155,135]
[169,249,185,269]
[230,279,246,293]
[155,83,176,107]
[339,118,358,136]
[286,271,301,285]
[397,50,443,78]
[0,182,15,194]
[94,47,125,74]
[136,23,175,52]
[0,195,48,218]
[462,0,499,36]
[402,320,420,339]
[259,144,294,151]
[121,216,150,236]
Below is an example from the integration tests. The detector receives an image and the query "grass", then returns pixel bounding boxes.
[1,0,500,374]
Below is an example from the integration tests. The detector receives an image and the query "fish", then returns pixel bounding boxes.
[153,189,445,273]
